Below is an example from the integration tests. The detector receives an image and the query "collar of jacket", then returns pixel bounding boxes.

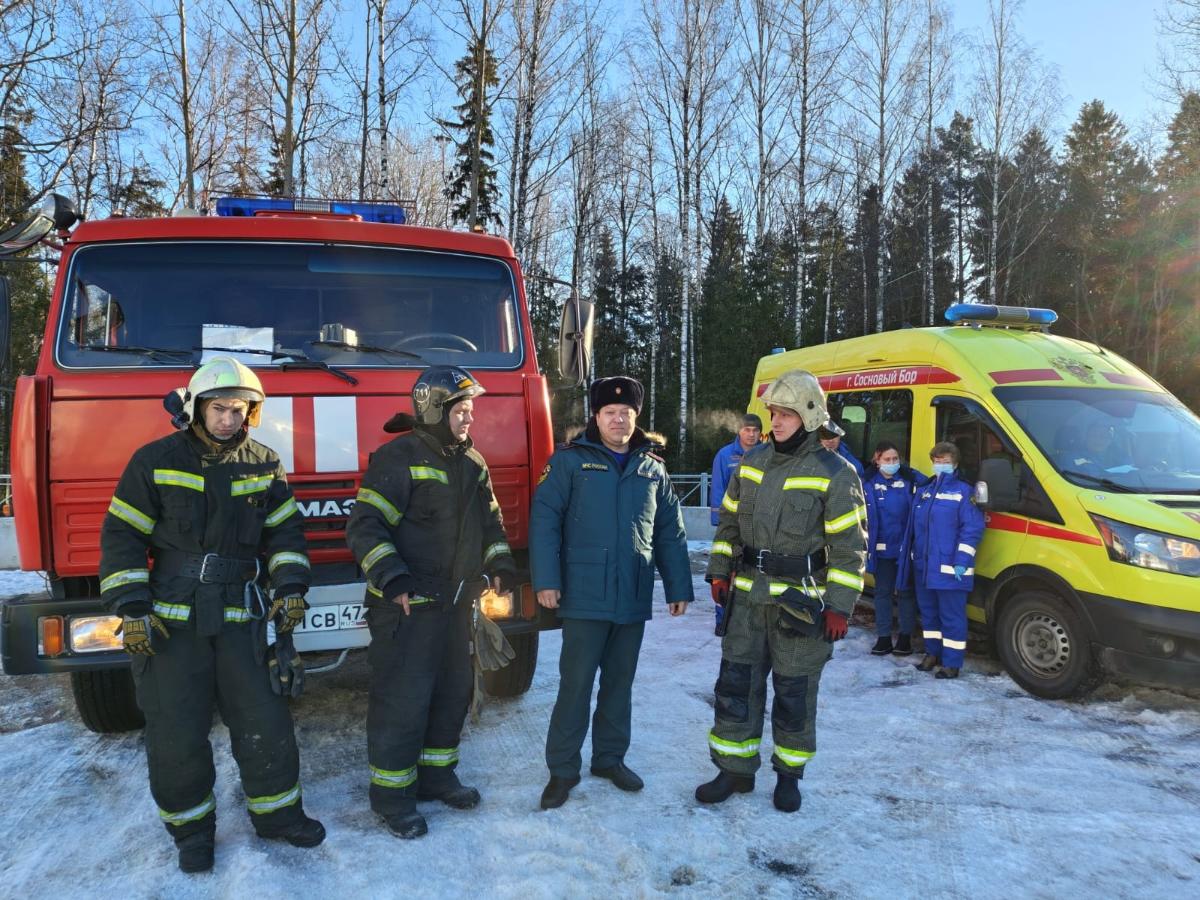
[571,419,665,456]
[769,428,820,457]
[413,423,472,459]
[186,422,249,460]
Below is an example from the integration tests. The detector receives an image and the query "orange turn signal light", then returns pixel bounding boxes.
[38,616,65,657]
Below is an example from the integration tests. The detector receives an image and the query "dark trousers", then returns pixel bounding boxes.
[873,556,917,637]
[545,617,646,777]
[366,600,473,815]
[914,583,969,668]
[131,624,303,842]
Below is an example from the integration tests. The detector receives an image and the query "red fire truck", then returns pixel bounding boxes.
[0,194,593,732]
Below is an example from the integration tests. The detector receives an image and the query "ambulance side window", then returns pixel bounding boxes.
[828,390,913,464]
[934,399,1062,524]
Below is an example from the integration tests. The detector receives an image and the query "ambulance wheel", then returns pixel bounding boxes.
[70,668,145,733]
[996,590,1098,699]
[483,631,538,697]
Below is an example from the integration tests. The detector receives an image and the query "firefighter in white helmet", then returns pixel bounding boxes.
[697,370,867,812]
[98,356,324,873]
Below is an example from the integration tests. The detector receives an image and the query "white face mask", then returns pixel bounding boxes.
[932,462,955,476]
[879,462,901,476]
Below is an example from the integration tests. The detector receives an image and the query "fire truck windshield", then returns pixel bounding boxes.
[55,241,523,370]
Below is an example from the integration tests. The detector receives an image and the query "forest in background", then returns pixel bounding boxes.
[3,0,1199,471]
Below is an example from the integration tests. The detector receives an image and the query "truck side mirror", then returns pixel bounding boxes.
[558,293,594,387]
[0,276,10,372]
[973,480,989,508]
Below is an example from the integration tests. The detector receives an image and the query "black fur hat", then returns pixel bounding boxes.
[589,376,644,414]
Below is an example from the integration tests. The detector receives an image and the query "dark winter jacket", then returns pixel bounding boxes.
[345,417,515,608]
[529,423,693,624]
[899,469,986,592]
[864,465,930,575]
[99,427,311,632]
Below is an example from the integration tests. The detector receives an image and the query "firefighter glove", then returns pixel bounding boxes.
[268,633,305,698]
[269,593,309,634]
[823,609,848,642]
[710,579,730,606]
[474,612,516,671]
[490,569,520,595]
[119,613,169,656]
[953,565,966,582]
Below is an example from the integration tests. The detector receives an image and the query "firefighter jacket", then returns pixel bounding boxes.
[706,430,867,616]
[529,423,694,624]
[345,424,515,608]
[99,428,312,630]
[899,470,986,592]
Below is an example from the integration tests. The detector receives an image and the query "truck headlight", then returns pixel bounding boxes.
[480,588,514,619]
[1090,515,1200,577]
[69,615,124,653]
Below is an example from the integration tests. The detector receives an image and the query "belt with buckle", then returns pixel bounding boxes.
[741,546,828,578]
[155,550,259,584]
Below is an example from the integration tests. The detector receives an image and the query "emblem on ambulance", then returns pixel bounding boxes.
[1049,357,1096,384]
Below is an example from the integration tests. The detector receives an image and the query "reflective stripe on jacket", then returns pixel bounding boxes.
[900,470,986,591]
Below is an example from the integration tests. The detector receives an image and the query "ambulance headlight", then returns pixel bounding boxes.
[1090,515,1200,577]
[69,615,125,653]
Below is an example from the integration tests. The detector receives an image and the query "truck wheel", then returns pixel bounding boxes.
[995,590,1098,700]
[483,631,538,698]
[70,669,145,733]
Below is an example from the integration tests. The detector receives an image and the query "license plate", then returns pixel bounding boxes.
[295,603,368,632]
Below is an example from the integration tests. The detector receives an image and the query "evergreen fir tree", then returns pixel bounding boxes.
[441,36,502,230]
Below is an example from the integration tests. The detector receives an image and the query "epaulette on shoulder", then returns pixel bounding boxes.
[646,451,665,464]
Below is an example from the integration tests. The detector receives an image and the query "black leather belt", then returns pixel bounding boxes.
[741,546,828,578]
[154,550,259,584]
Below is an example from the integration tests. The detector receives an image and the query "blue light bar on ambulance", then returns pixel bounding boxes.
[214,196,407,224]
[945,303,1057,327]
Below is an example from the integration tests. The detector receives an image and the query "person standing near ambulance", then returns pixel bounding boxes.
[699,370,866,813]
[710,414,763,633]
[346,365,518,840]
[901,441,986,679]
[99,357,324,873]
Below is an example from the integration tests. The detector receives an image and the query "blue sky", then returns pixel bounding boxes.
[954,0,1171,131]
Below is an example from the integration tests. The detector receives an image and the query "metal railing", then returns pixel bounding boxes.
[0,475,10,515]
[670,473,711,508]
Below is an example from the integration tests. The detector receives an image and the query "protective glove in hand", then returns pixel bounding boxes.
[119,613,169,656]
[269,595,309,634]
[474,612,516,671]
[490,569,520,595]
[710,579,730,606]
[953,565,966,582]
[268,633,305,698]
[822,609,848,642]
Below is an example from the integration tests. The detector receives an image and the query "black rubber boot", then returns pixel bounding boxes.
[382,810,429,839]
[540,774,581,810]
[590,762,644,792]
[695,771,755,804]
[418,772,481,810]
[275,814,326,848]
[176,829,215,874]
[893,634,913,656]
[916,654,940,672]
[870,636,894,656]
[935,666,960,679]
[773,773,802,813]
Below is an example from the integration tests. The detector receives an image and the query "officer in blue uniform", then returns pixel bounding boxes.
[900,441,985,679]
[709,414,762,633]
[530,376,694,809]
[819,425,864,478]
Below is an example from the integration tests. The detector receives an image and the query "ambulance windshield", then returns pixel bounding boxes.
[56,241,523,370]
[996,386,1200,494]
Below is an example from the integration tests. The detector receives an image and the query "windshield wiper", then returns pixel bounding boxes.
[308,339,424,361]
[193,345,284,358]
[1060,470,1137,493]
[81,343,193,361]
[280,358,358,386]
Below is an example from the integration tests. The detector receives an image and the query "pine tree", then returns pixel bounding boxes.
[936,112,980,306]
[441,36,501,230]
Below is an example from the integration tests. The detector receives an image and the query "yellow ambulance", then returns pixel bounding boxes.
[747,304,1200,698]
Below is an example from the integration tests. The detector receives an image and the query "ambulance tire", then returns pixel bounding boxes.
[70,668,145,733]
[483,631,538,698]
[996,590,1098,700]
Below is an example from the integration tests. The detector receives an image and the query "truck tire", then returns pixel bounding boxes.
[995,590,1099,700]
[483,631,538,698]
[70,669,145,733]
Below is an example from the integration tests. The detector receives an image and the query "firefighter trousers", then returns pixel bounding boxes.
[708,599,831,777]
[366,599,472,815]
[545,617,646,777]
[130,623,304,842]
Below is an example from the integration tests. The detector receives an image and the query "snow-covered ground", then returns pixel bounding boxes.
[1,564,1198,899]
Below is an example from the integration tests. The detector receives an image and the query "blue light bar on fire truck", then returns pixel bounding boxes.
[945,303,1057,327]
[214,196,407,224]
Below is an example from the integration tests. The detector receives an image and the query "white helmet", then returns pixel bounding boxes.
[170,357,265,428]
[761,370,840,435]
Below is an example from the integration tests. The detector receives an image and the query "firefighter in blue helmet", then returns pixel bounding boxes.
[900,441,986,679]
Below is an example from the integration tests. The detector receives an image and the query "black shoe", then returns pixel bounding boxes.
[540,774,581,810]
[935,666,960,679]
[418,774,481,810]
[590,762,644,792]
[176,830,215,874]
[256,812,326,848]
[381,810,428,839]
[870,636,893,656]
[916,654,940,672]
[695,771,755,804]
[893,634,913,656]
[773,773,802,813]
